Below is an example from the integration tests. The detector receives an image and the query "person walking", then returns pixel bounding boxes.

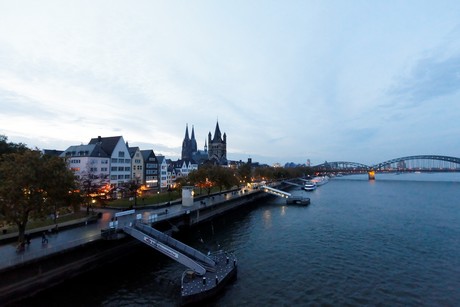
[41,232,48,244]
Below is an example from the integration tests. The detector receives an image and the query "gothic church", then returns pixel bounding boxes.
[181,121,227,165]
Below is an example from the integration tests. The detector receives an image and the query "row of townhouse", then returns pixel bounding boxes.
[57,135,198,190]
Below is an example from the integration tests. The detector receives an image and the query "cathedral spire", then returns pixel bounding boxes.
[191,125,195,140]
[191,125,197,152]
[213,120,222,142]
[184,124,190,140]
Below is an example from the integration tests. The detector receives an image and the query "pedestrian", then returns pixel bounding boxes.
[25,233,31,245]
[41,232,48,244]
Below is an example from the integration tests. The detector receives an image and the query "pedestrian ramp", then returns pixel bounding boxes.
[260,185,291,198]
[123,220,216,275]
[282,180,304,188]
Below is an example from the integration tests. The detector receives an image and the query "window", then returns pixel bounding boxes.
[118,151,125,158]
[111,158,118,163]
[125,167,131,171]
[111,167,117,171]
[101,167,108,172]
[118,167,124,171]
[135,159,141,164]
[111,175,117,180]
[101,160,108,164]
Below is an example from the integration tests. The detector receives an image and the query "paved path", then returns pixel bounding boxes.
[0,187,258,271]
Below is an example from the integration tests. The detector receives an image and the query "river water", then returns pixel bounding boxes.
[24,173,460,306]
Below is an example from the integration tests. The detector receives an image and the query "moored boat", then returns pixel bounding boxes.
[303,181,317,191]
[311,176,329,186]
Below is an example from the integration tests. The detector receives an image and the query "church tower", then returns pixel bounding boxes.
[181,124,192,160]
[190,125,198,153]
[208,121,227,165]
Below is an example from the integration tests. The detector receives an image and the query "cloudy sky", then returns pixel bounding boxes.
[1,1,459,166]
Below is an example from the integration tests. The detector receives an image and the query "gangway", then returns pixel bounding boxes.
[103,208,238,304]
[283,180,304,188]
[260,185,291,198]
[123,220,215,275]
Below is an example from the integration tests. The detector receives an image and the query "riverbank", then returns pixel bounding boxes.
[0,184,282,306]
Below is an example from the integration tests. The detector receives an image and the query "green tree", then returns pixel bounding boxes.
[0,150,78,242]
[211,166,238,192]
[237,162,252,184]
[0,135,27,156]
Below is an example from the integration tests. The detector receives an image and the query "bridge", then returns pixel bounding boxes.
[313,155,460,174]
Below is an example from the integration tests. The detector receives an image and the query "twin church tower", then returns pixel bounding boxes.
[181,121,227,165]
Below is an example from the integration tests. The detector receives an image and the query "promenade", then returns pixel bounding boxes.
[0,186,260,273]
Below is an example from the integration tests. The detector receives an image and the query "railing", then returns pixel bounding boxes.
[0,233,102,271]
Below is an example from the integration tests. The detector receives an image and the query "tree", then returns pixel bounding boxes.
[0,149,78,242]
[237,162,252,185]
[0,135,27,156]
[211,166,238,192]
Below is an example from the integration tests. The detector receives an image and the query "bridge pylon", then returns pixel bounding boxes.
[368,170,375,180]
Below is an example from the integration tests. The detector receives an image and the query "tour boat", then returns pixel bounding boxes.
[311,176,329,186]
[303,181,317,191]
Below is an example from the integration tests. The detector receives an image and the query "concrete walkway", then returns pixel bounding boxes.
[0,187,258,272]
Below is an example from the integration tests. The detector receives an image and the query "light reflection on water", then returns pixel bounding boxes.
[22,173,460,306]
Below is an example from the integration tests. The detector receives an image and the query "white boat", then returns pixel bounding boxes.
[311,176,329,186]
[303,181,317,191]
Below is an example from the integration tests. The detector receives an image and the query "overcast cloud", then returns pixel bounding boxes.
[1,1,459,165]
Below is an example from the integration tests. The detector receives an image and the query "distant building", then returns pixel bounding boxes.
[129,146,144,184]
[157,155,168,189]
[181,124,198,161]
[60,143,110,187]
[88,136,131,187]
[181,121,227,166]
[207,121,227,165]
[141,150,159,189]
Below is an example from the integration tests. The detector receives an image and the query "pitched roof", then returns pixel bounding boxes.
[60,143,109,158]
[128,146,140,158]
[88,136,123,156]
[141,149,156,161]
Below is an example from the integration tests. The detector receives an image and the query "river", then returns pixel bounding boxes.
[23,173,460,306]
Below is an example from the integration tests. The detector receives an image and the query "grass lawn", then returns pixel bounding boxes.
[1,211,93,235]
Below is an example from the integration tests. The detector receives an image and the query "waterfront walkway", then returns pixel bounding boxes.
[0,187,259,272]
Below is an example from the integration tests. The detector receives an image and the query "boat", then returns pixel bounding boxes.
[181,250,237,306]
[302,181,317,191]
[311,176,329,186]
[286,196,310,205]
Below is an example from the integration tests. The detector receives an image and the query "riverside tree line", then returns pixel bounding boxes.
[0,135,313,243]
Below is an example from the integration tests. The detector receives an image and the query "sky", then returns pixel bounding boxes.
[1,1,460,166]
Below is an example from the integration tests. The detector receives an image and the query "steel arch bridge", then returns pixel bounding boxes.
[313,155,460,173]
[313,161,371,172]
[371,155,460,171]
